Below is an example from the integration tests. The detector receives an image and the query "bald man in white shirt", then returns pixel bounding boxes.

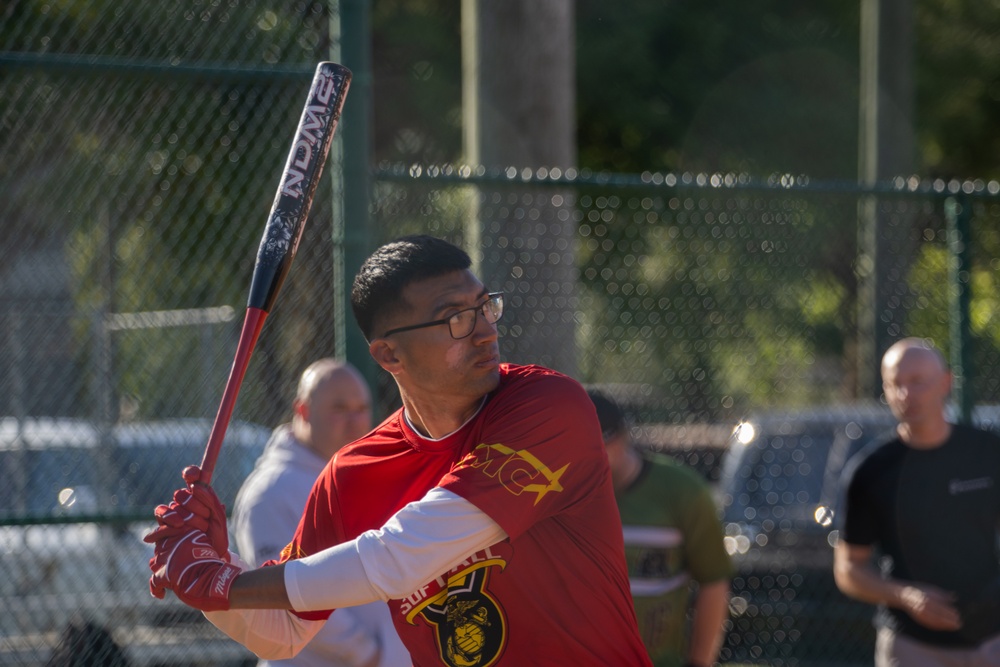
[231,358,410,667]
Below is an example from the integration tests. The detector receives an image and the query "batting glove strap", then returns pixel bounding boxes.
[149,530,239,612]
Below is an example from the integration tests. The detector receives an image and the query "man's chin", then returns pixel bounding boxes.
[476,366,501,395]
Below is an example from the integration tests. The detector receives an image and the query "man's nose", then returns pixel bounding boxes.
[472,311,499,339]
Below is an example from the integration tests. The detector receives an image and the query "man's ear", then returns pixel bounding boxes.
[370,338,402,375]
[293,397,309,421]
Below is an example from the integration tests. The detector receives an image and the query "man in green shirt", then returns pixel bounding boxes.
[589,390,732,667]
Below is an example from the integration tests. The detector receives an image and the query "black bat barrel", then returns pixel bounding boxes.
[246,61,352,313]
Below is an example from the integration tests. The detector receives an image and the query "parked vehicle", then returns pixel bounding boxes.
[715,404,897,666]
[0,416,269,666]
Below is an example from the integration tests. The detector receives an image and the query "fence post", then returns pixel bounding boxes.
[945,195,973,423]
[331,0,377,392]
[856,192,882,399]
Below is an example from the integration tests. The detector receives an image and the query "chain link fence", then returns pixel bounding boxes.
[369,167,1000,666]
[4,1,1000,665]
[373,166,1000,415]
[2,2,342,665]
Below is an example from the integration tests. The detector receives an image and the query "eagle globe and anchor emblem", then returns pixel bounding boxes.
[444,596,494,665]
[418,564,506,667]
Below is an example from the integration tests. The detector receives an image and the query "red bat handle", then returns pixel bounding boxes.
[199,307,268,484]
[197,62,349,485]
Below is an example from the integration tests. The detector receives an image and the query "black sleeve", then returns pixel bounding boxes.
[836,446,879,546]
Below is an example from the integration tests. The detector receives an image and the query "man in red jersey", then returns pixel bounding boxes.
[145,235,652,667]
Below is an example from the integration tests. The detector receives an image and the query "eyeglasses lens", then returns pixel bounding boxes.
[448,294,504,339]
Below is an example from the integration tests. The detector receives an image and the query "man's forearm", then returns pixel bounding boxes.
[200,554,322,659]
[833,545,905,608]
[837,563,900,606]
[687,579,730,667]
[227,487,507,612]
[833,541,963,632]
[229,562,293,609]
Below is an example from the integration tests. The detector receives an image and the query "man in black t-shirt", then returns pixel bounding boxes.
[834,338,1000,666]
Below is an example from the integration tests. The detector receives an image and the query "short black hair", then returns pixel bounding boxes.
[586,389,627,439]
[351,235,472,340]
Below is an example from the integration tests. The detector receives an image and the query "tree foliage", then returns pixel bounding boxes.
[916,0,1000,179]
[6,1,1000,421]
[575,0,861,177]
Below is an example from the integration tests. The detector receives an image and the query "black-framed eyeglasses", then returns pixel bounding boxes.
[382,292,504,339]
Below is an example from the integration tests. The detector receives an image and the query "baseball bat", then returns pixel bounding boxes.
[199,61,351,484]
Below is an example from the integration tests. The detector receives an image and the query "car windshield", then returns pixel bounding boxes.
[0,448,98,515]
[722,420,885,527]
[725,432,832,524]
[0,420,268,517]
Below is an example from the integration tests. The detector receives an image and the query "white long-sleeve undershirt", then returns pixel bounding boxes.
[205,486,507,660]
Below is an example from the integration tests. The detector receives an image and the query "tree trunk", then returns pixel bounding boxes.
[462,0,579,376]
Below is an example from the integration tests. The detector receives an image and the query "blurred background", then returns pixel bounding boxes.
[2,0,999,665]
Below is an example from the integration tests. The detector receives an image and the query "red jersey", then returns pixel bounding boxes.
[281,364,651,667]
